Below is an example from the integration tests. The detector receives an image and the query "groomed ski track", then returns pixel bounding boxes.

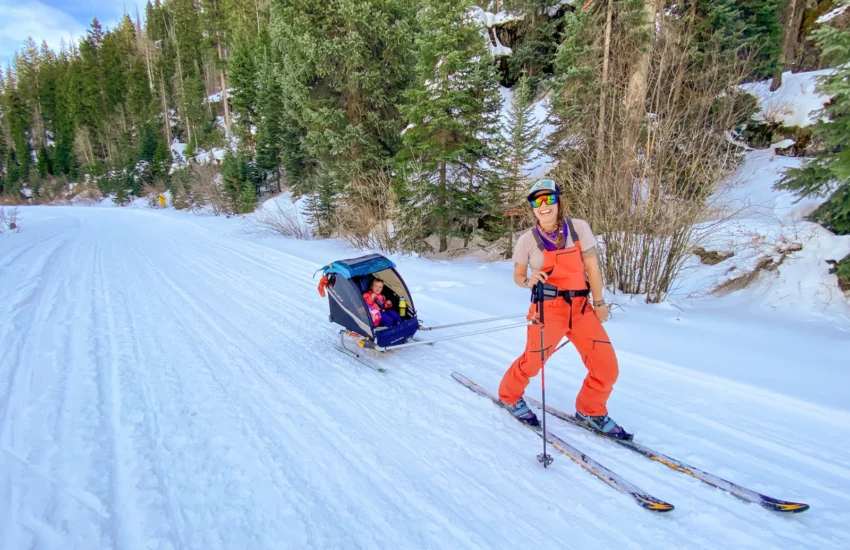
[1,206,848,549]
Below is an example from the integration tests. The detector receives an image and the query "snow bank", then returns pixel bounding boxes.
[470,7,525,29]
[206,88,234,103]
[673,143,850,322]
[817,3,849,23]
[741,69,833,127]
[194,148,227,164]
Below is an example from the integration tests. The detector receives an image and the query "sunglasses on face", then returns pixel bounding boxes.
[529,194,558,208]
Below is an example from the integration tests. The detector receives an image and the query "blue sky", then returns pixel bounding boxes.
[0,0,147,66]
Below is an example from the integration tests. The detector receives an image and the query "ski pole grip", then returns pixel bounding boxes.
[535,282,545,324]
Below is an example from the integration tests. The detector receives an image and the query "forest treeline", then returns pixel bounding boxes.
[1,0,846,299]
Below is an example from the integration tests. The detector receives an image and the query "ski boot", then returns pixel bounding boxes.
[575,411,633,441]
[504,397,539,427]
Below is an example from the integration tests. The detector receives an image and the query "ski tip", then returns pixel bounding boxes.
[640,498,675,513]
[761,500,810,514]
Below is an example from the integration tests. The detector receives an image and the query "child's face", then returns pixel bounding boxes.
[371,281,384,294]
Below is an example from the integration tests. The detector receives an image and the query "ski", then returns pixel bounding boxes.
[452,373,674,513]
[332,344,387,372]
[523,396,810,514]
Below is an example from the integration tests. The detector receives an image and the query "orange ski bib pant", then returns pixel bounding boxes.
[498,223,619,417]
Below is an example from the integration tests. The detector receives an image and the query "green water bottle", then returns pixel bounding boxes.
[399,297,407,318]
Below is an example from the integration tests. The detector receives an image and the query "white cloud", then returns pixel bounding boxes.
[0,2,87,65]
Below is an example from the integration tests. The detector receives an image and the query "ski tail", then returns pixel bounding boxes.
[452,373,674,513]
[524,396,810,514]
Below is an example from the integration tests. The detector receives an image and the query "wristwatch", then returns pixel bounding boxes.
[593,300,606,307]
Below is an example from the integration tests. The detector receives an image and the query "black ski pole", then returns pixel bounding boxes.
[536,282,553,468]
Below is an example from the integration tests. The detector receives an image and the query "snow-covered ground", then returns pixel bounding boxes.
[741,70,833,128]
[1,193,848,549]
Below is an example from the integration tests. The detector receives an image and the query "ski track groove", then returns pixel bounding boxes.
[139,230,658,547]
[142,249,488,548]
[2,207,848,549]
[92,240,142,550]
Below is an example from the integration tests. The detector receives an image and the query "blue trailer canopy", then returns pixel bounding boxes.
[321,254,397,280]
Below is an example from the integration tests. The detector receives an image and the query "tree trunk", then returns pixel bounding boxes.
[596,0,614,186]
[159,69,172,145]
[216,41,232,138]
[622,0,659,208]
[136,8,154,91]
[170,22,191,145]
[771,0,802,91]
[439,159,448,253]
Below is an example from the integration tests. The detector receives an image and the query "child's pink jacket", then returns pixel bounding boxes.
[363,292,391,326]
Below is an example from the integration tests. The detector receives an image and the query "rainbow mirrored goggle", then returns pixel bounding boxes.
[529,194,559,208]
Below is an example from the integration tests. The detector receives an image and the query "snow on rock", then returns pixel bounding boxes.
[169,140,189,174]
[206,88,234,103]
[194,147,227,165]
[170,140,187,162]
[817,3,849,23]
[470,6,525,28]
[673,143,850,322]
[741,69,833,127]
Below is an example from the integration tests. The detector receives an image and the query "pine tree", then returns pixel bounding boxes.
[255,59,284,190]
[4,73,33,186]
[696,0,786,82]
[776,9,850,235]
[506,0,564,89]
[272,0,416,211]
[227,41,259,141]
[398,0,503,252]
[495,75,542,255]
[36,146,51,178]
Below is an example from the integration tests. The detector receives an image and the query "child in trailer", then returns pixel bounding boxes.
[363,278,403,328]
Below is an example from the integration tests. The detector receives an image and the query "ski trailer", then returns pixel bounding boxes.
[316,253,528,371]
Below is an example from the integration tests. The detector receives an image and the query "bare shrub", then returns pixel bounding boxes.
[250,197,312,239]
[64,181,103,204]
[142,182,168,208]
[335,169,404,253]
[0,207,22,234]
[187,162,231,215]
[552,6,757,302]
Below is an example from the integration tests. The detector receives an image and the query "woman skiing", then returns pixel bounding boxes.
[499,178,631,440]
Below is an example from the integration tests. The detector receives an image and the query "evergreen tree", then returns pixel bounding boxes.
[495,75,542,254]
[272,0,416,209]
[696,0,786,81]
[152,139,173,181]
[226,41,260,141]
[505,0,564,89]
[4,75,33,185]
[776,9,850,235]
[221,149,258,213]
[255,59,285,189]
[36,146,51,178]
[398,0,503,252]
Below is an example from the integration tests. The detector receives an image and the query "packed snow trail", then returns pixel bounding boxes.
[1,206,848,549]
